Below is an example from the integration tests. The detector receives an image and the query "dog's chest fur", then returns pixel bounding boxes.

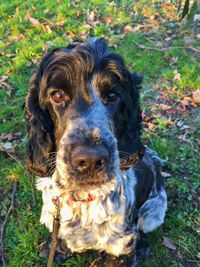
[37,169,137,256]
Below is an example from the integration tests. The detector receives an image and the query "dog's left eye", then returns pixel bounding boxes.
[103,92,119,105]
[51,90,67,104]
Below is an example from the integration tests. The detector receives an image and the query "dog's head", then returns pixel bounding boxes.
[25,38,143,190]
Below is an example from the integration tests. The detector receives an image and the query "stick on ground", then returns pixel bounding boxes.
[133,40,200,53]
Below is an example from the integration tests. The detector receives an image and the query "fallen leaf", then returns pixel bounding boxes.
[9,33,25,41]
[0,76,8,83]
[65,31,75,38]
[0,133,14,142]
[7,174,20,182]
[101,17,113,23]
[0,132,22,142]
[164,37,172,42]
[0,76,15,97]
[162,236,176,250]
[43,24,52,33]
[0,142,16,153]
[29,17,40,25]
[146,122,156,131]
[15,6,19,13]
[170,57,178,67]
[173,70,181,81]
[159,104,171,111]
[122,25,134,33]
[161,171,171,178]
[192,90,200,103]
[87,11,95,23]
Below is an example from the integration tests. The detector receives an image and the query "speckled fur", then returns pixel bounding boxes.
[25,39,168,266]
[36,147,167,257]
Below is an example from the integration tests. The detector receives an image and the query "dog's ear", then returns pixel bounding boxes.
[24,58,55,176]
[115,71,145,158]
[130,72,145,157]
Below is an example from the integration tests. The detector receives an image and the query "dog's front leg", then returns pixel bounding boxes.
[95,251,136,267]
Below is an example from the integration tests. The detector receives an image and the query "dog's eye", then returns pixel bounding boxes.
[51,90,66,104]
[103,92,119,105]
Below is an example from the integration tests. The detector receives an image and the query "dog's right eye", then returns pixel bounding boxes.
[51,90,66,104]
[103,92,120,106]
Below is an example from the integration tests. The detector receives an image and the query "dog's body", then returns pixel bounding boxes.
[25,38,167,266]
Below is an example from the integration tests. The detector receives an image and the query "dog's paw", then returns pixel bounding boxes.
[39,238,73,264]
[136,232,151,260]
[137,188,167,233]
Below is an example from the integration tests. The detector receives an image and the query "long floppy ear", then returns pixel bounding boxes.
[115,71,145,159]
[25,68,55,176]
[130,72,145,158]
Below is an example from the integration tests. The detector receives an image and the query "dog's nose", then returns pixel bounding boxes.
[71,145,109,174]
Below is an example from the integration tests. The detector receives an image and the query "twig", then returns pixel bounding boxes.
[133,40,200,53]
[29,175,36,206]
[0,147,22,167]
[90,257,102,267]
[0,183,17,266]
[47,197,60,267]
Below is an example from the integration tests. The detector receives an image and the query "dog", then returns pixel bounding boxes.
[25,38,167,266]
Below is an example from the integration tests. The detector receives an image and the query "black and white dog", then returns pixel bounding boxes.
[25,38,167,266]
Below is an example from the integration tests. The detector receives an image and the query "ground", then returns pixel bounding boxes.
[0,1,199,267]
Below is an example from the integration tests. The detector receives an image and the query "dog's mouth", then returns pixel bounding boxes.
[77,175,113,186]
[55,160,116,190]
[68,168,114,187]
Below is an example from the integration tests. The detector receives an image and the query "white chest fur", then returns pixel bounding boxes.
[36,170,137,256]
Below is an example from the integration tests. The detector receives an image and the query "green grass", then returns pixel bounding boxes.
[0,1,200,266]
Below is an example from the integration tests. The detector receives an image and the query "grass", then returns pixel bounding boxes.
[0,1,200,266]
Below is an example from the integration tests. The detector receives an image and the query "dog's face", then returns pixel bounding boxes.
[25,38,143,190]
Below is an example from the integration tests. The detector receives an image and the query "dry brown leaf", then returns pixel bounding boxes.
[101,17,113,23]
[9,33,25,41]
[146,122,156,131]
[159,104,171,111]
[83,24,93,29]
[65,31,75,38]
[15,7,19,13]
[42,24,52,34]
[180,99,189,107]
[162,236,176,250]
[7,174,20,182]
[0,76,15,97]
[29,17,40,25]
[192,90,200,103]
[0,133,14,142]
[173,70,181,81]
[0,132,21,142]
[87,11,95,23]
[122,25,134,33]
